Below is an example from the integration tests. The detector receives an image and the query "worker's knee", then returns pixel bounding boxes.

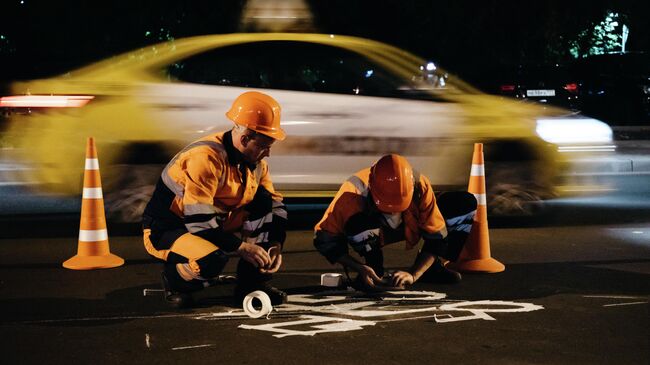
[344,213,382,255]
[195,250,229,278]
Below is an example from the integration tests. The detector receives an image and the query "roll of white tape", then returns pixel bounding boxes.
[242,290,273,318]
[321,273,343,287]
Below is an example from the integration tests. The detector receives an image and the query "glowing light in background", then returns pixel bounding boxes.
[536,118,613,144]
[0,95,94,108]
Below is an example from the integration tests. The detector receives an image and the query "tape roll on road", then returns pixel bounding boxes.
[242,290,273,318]
[321,273,343,287]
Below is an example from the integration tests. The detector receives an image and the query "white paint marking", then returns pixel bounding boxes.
[143,288,164,297]
[603,301,648,307]
[172,344,215,351]
[239,315,376,338]
[583,295,641,299]
[145,333,150,349]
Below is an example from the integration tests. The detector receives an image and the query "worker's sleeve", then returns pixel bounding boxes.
[181,154,242,252]
[257,163,288,246]
[313,190,363,264]
[314,230,349,264]
[416,175,448,242]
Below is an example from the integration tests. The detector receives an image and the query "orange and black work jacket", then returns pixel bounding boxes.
[143,131,287,252]
[314,168,447,263]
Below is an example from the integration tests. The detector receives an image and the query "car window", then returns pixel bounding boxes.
[166,41,448,101]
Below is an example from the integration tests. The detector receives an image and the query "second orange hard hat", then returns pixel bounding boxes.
[368,154,415,213]
[226,91,285,140]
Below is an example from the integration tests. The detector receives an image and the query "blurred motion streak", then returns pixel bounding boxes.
[0,33,619,221]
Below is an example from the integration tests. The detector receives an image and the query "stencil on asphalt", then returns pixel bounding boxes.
[193,290,544,338]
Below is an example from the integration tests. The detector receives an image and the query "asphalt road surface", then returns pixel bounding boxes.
[1,206,649,364]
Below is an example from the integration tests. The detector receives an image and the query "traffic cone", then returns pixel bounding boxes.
[447,143,505,273]
[63,137,124,270]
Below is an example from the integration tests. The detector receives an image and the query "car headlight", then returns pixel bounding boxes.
[536,118,615,151]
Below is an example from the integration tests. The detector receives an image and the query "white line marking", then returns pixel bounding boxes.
[143,288,164,297]
[583,295,641,299]
[172,344,214,351]
[145,333,150,349]
[603,301,648,307]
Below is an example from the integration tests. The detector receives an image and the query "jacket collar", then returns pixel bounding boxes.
[223,130,257,171]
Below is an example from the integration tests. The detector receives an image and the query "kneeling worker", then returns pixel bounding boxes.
[314,154,477,290]
[142,91,288,308]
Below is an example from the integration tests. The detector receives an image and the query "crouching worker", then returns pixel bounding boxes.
[314,154,477,291]
[142,91,288,308]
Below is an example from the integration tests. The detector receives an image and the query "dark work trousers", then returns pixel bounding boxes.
[143,188,283,292]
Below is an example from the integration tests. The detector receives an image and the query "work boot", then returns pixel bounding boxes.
[419,258,462,284]
[161,265,206,309]
[161,271,193,309]
[233,282,288,306]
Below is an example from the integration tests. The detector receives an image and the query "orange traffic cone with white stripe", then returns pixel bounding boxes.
[63,137,124,270]
[448,143,505,273]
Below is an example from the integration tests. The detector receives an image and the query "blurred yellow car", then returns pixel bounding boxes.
[0,33,614,221]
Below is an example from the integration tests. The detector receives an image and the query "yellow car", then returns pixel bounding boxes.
[0,33,614,221]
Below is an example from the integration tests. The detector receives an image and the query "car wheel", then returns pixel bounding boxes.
[487,182,544,216]
[103,164,161,223]
[485,161,549,217]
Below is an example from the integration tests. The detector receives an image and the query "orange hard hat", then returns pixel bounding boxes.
[368,154,414,213]
[226,91,285,140]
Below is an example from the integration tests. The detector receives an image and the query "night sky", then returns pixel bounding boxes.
[0,0,648,86]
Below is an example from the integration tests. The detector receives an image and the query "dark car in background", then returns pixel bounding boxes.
[494,64,581,110]
[572,52,650,126]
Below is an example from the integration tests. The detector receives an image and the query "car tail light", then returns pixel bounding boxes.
[500,84,516,92]
[0,95,94,108]
[563,83,579,94]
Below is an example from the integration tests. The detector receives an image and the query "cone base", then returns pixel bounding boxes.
[62,253,124,270]
[447,257,505,273]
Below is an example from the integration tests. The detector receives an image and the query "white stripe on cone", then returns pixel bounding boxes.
[471,164,485,176]
[473,193,487,206]
[79,229,108,242]
[85,158,99,170]
[82,187,103,199]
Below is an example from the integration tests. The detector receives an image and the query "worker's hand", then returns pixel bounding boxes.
[259,244,282,274]
[237,242,271,268]
[391,270,415,288]
[358,265,382,288]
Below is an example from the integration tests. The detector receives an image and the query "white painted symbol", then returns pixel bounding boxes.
[239,315,376,338]
[434,300,544,323]
[195,290,545,337]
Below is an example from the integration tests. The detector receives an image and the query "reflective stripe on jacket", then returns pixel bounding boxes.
[157,131,284,247]
[314,167,447,258]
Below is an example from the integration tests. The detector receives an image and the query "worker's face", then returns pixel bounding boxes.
[241,133,275,164]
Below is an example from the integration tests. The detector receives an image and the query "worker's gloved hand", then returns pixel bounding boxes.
[237,242,271,268]
[358,265,382,288]
[391,270,414,288]
[260,244,282,274]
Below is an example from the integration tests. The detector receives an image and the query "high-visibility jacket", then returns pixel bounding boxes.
[143,131,286,253]
[314,167,447,261]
